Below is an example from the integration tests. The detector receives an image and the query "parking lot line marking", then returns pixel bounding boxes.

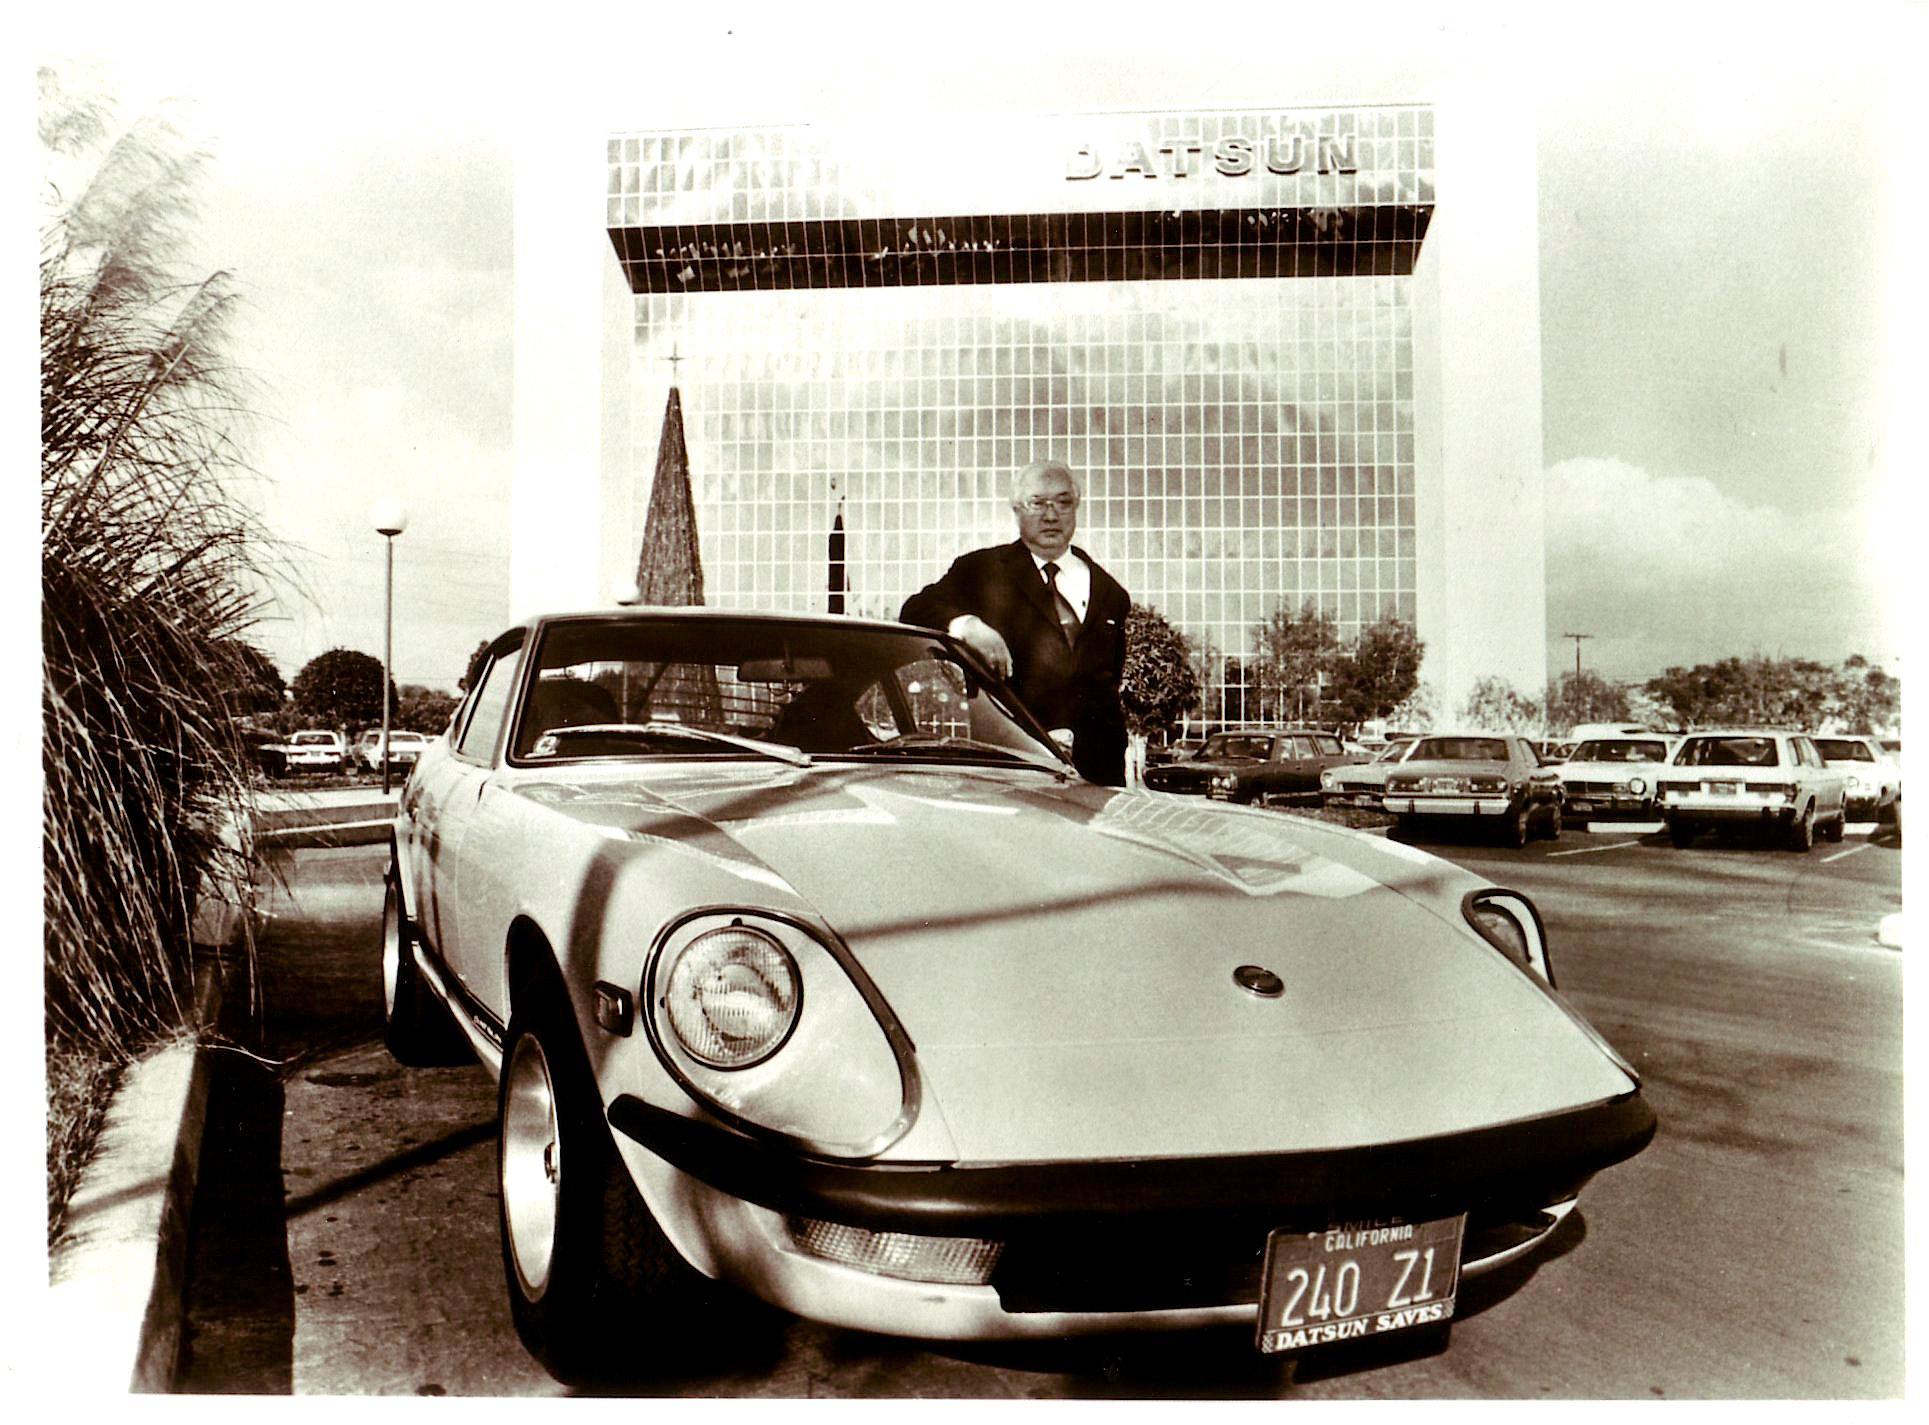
[1547,839,1645,858]
[1822,843,1872,865]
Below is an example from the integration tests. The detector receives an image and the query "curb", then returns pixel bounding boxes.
[46,962,222,1393]
[45,793,392,1393]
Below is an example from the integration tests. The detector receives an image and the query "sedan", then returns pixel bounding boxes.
[1556,735,1677,821]
[1811,735,1901,824]
[354,729,431,771]
[382,609,1653,1384]
[1143,728,1361,803]
[277,729,345,774]
[1381,733,1565,846]
[1319,736,1419,808]
[1656,730,1849,850]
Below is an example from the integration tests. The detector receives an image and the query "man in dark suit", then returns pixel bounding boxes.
[901,459,1131,785]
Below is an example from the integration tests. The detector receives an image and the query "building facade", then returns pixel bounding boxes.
[511,90,1546,724]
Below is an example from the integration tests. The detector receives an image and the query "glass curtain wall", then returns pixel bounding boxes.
[613,110,1426,726]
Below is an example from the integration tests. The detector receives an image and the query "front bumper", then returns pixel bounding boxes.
[607,1091,1654,1340]
[1382,796,1513,817]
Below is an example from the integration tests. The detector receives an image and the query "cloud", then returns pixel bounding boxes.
[1544,457,1897,682]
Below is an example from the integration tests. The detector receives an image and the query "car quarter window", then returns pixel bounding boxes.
[456,641,525,763]
[1315,736,1343,755]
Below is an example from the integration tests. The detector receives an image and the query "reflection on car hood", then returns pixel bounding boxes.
[1559,759,1665,778]
[1388,759,1512,778]
[513,764,1636,1161]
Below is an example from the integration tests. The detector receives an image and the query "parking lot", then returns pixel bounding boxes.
[176,815,1903,1398]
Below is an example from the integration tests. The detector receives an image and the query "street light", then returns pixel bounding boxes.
[369,500,408,795]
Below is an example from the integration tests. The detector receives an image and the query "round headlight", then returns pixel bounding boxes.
[1628,776,1646,794]
[663,925,801,1069]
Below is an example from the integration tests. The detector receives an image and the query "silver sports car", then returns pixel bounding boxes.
[383,609,1654,1383]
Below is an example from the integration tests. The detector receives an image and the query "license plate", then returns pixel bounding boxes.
[1568,798,1593,814]
[1256,1214,1464,1354]
[1709,781,1739,795]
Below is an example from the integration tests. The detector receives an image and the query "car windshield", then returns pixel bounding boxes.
[510,616,1065,772]
[1573,739,1669,763]
[1676,736,1780,768]
[1812,739,1875,761]
[1410,737,1508,762]
[1201,734,1272,760]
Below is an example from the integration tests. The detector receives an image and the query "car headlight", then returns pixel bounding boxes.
[1320,770,1336,790]
[662,924,800,1069]
[647,912,914,1157]
[1627,776,1646,795]
[1462,889,1555,986]
[1845,774,1867,794]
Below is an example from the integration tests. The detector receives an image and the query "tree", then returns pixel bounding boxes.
[1829,655,1901,733]
[1119,604,1200,737]
[397,684,460,734]
[41,67,272,1052]
[211,639,286,717]
[1328,617,1423,728]
[1249,600,1340,723]
[293,648,391,728]
[1544,669,1631,735]
[1642,655,1896,732]
[1460,676,1543,733]
[459,637,490,692]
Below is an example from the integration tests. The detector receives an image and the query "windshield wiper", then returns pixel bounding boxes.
[541,723,813,768]
[838,734,1066,773]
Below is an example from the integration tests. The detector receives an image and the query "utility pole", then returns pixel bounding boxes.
[1562,632,1592,681]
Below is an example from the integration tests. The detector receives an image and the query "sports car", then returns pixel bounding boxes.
[383,609,1653,1383]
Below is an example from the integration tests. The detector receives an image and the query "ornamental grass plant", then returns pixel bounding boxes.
[40,67,275,1238]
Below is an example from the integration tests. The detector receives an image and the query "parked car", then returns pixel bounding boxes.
[1381,733,1565,846]
[354,729,431,772]
[1556,734,1678,821]
[1319,736,1419,808]
[382,609,1653,1383]
[1655,729,1849,850]
[1810,735,1901,824]
[276,728,346,774]
[1143,728,1362,803]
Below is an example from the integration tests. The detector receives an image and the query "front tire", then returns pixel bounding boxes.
[1786,803,1815,852]
[499,984,722,1384]
[1542,802,1564,842]
[382,869,468,1066]
[1821,805,1846,843]
[1667,816,1696,849]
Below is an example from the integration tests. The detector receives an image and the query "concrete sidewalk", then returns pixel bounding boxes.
[46,788,396,1392]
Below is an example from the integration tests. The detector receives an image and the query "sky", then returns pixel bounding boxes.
[22,1,1917,696]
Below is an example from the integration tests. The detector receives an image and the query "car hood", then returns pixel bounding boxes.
[516,763,1636,1161]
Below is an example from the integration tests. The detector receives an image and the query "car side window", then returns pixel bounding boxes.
[456,641,525,764]
[1315,736,1342,756]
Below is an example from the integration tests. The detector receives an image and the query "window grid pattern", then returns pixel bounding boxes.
[632,275,1413,717]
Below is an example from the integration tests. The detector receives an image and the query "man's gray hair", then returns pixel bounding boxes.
[1009,459,1080,505]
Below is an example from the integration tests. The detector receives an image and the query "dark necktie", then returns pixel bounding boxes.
[1043,561,1080,645]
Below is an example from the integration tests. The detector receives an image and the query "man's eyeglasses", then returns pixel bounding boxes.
[1019,495,1079,514]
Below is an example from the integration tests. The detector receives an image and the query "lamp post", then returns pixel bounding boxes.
[369,501,409,795]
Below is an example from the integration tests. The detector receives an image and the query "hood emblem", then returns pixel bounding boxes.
[1233,964,1285,998]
